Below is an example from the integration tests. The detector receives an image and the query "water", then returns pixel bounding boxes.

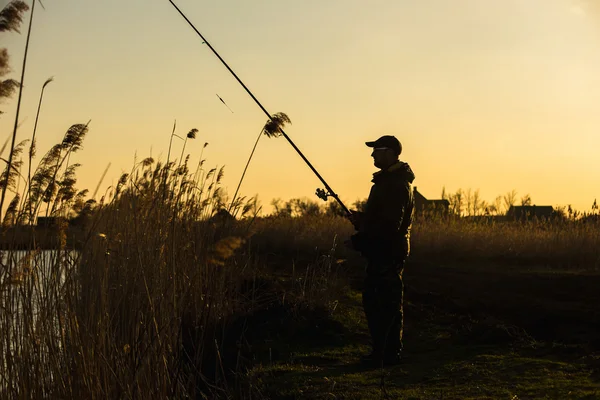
[0,249,78,396]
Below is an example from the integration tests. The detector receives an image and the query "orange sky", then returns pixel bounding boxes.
[1,0,599,213]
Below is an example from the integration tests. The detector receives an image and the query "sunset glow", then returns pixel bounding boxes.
[1,0,599,212]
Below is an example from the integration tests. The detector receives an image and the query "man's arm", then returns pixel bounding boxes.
[350,181,409,253]
[363,182,408,236]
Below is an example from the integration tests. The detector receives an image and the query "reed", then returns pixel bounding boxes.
[410,210,600,269]
[0,125,344,398]
[0,0,36,222]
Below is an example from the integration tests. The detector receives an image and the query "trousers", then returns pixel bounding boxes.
[362,269,404,359]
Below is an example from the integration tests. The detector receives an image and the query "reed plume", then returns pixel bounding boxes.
[262,112,291,138]
[229,112,291,215]
[177,128,197,169]
[0,79,19,99]
[0,139,28,193]
[0,48,9,76]
[0,1,29,33]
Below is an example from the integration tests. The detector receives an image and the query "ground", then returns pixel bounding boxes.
[245,261,600,399]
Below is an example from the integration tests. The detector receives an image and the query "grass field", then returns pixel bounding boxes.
[234,214,600,399]
[245,258,600,400]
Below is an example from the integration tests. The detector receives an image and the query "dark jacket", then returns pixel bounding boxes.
[351,161,415,272]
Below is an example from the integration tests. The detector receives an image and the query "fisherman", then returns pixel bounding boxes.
[346,135,415,367]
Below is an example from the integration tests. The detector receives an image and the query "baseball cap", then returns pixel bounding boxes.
[365,135,402,156]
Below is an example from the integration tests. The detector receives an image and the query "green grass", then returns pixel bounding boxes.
[246,287,600,400]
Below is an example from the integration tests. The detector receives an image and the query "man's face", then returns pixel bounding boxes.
[371,147,395,169]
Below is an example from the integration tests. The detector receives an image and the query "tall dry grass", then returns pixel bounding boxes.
[411,213,600,269]
[1,152,239,397]
[0,125,345,398]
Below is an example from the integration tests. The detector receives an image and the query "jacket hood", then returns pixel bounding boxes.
[373,161,415,183]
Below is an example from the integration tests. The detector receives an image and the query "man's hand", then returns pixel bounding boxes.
[347,210,364,230]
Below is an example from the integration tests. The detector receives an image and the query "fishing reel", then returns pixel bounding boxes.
[315,188,332,202]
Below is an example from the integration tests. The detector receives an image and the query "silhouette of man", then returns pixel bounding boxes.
[347,135,415,367]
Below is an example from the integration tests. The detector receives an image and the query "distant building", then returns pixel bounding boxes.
[413,187,450,214]
[506,205,554,221]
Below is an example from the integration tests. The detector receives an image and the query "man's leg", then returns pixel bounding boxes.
[383,273,404,362]
[362,277,385,360]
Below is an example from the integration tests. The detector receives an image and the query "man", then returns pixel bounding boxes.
[347,135,415,367]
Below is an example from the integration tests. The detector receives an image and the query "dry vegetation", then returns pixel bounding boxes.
[0,122,349,398]
[411,213,600,269]
[0,126,598,397]
[0,116,597,397]
[0,6,347,394]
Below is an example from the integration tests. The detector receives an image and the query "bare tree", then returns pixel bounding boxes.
[480,199,490,216]
[448,189,464,216]
[493,195,503,215]
[463,189,471,216]
[472,189,482,216]
[503,189,517,212]
[520,194,532,206]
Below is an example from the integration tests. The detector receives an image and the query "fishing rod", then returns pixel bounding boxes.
[167,0,351,216]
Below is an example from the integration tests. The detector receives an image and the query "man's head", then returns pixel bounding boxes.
[365,135,402,169]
